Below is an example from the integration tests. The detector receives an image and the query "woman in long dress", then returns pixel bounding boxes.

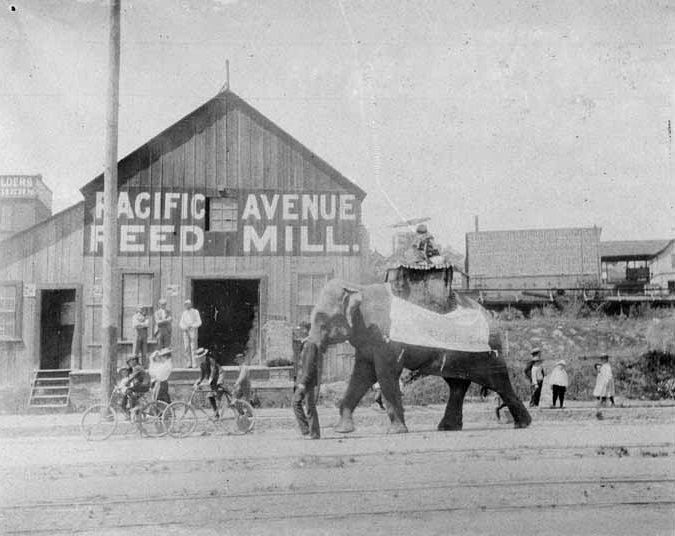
[149,347,174,404]
[593,354,615,407]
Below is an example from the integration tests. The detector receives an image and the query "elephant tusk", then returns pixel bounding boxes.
[397,348,405,363]
[441,353,447,372]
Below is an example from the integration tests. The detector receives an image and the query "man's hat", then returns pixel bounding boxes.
[234,353,246,363]
[416,223,428,234]
[184,299,192,305]
[556,360,566,367]
[194,348,209,359]
[158,298,167,305]
[531,348,541,356]
[126,355,140,364]
[158,347,172,357]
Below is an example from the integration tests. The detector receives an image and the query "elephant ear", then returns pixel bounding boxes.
[341,288,362,328]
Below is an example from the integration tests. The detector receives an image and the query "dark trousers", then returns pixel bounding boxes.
[293,386,320,439]
[529,381,543,407]
[552,385,566,407]
[157,329,171,350]
[133,331,148,365]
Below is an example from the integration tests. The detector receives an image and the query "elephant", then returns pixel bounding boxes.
[303,265,531,434]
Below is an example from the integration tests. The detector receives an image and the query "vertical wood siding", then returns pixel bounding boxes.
[0,92,365,386]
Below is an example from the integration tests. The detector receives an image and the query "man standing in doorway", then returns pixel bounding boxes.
[132,306,150,367]
[179,299,202,368]
[153,298,172,350]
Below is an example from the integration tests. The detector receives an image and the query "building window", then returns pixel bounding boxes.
[671,254,675,269]
[209,198,238,232]
[297,273,328,322]
[0,283,21,340]
[122,273,154,340]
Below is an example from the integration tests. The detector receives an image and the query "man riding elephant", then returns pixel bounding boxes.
[302,267,531,434]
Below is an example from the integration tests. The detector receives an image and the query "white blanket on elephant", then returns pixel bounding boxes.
[388,294,491,353]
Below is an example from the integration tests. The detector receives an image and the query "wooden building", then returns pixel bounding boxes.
[0,174,52,242]
[0,90,367,407]
[465,226,602,290]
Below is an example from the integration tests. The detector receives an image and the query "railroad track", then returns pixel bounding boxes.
[3,476,674,533]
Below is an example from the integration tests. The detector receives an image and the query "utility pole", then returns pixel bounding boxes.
[100,0,121,401]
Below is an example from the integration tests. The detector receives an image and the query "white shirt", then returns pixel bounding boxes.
[179,308,202,330]
[549,366,569,387]
[531,364,544,385]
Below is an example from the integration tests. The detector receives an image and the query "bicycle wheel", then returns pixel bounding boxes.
[138,400,169,438]
[165,401,197,438]
[229,399,255,434]
[80,404,117,441]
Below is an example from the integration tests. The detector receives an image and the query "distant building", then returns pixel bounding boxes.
[601,239,675,293]
[465,226,602,289]
[0,175,52,241]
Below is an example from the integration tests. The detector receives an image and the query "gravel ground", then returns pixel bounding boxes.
[0,405,673,535]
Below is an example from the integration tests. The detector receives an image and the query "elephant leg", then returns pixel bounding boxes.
[374,347,407,434]
[336,351,376,434]
[471,357,532,429]
[438,378,471,431]
[494,381,532,429]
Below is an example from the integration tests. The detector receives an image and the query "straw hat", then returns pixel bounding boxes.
[194,348,209,360]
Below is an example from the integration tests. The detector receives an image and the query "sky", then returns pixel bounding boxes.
[1,0,673,254]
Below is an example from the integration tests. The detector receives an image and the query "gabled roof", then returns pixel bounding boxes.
[600,239,673,261]
[80,89,366,199]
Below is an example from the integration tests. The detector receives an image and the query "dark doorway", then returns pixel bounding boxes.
[40,289,76,370]
[192,279,259,366]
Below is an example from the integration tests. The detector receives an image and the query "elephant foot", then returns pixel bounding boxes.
[513,411,532,429]
[386,422,408,434]
[437,421,462,432]
[335,416,355,434]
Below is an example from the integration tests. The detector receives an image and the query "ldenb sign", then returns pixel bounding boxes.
[83,188,361,256]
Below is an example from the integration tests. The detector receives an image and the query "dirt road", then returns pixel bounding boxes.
[1,410,673,535]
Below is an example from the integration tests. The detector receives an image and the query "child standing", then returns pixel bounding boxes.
[549,360,569,408]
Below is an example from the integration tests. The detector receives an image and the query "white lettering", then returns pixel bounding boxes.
[319,194,336,219]
[117,192,134,219]
[325,226,350,252]
[261,194,279,219]
[181,193,188,219]
[241,194,261,220]
[150,225,174,252]
[120,225,145,252]
[89,224,104,253]
[300,226,323,252]
[190,194,206,220]
[243,225,277,253]
[153,192,162,219]
[95,192,105,219]
[301,194,318,220]
[285,226,294,253]
[192,193,205,220]
[164,193,181,219]
[180,226,204,252]
[135,192,150,219]
[282,194,299,220]
[339,194,356,220]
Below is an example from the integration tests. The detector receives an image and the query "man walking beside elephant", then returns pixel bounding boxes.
[293,334,324,440]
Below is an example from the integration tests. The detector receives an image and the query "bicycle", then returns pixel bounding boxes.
[80,384,169,441]
[164,384,255,438]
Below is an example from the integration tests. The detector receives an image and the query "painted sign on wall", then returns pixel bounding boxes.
[83,188,361,256]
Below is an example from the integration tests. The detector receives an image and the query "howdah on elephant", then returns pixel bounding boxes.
[302,264,531,433]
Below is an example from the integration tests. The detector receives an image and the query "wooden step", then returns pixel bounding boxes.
[34,377,70,383]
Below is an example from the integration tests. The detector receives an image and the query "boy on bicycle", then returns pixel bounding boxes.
[120,355,150,415]
[194,348,228,419]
